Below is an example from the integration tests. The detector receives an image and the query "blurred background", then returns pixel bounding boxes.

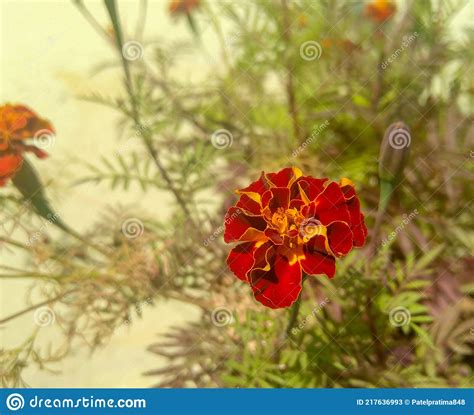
[1,0,473,388]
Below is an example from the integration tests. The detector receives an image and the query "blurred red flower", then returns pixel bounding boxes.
[0,104,54,186]
[364,0,396,23]
[224,167,367,309]
[168,0,200,16]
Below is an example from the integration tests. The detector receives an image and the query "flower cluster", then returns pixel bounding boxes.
[0,104,54,186]
[224,167,367,309]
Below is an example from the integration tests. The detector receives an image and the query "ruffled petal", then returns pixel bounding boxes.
[266,167,302,188]
[339,178,356,199]
[267,187,290,212]
[226,242,256,282]
[223,207,267,243]
[264,228,284,245]
[341,185,368,247]
[236,172,269,203]
[235,193,261,216]
[297,177,327,203]
[250,253,302,309]
[327,221,353,256]
[315,181,350,225]
[300,235,336,278]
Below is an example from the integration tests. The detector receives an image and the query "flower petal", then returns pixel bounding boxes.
[0,153,23,186]
[344,191,368,247]
[223,207,267,243]
[250,253,302,309]
[327,221,353,257]
[339,178,356,199]
[235,193,261,216]
[297,177,327,202]
[300,235,336,278]
[236,172,269,203]
[226,242,256,282]
[268,187,290,212]
[315,181,350,225]
[15,143,48,159]
[266,167,302,188]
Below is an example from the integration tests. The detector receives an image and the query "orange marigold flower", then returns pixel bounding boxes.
[169,0,200,16]
[0,104,54,186]
[224,167,368,309]
[364,0,396,23]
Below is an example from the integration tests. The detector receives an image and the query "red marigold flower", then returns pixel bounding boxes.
[224,167,367,309]
[0,153,23,186]
[168,0,200,16]
[0,104,54,186]
[364,0,396,23]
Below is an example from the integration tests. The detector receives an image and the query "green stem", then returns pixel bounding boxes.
[285,293,302,338]
[104,0,196,223]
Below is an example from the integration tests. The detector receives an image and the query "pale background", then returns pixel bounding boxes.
[0,0,217,387]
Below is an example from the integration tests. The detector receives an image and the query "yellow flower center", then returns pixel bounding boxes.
[271,208,288,233]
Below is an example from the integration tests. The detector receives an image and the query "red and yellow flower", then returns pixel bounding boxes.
[224,167,367,309]
[364,0,396,23]
[0,104,54,186]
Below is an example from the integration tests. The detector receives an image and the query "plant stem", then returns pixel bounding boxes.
[285,293,302,338]
[104,0,196,222]
[0,289,77,325]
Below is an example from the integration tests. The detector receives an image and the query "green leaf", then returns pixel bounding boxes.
[12,158,68,231]
[414,245,444,272]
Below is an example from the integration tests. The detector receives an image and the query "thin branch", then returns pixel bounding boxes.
[0,289,77,326]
